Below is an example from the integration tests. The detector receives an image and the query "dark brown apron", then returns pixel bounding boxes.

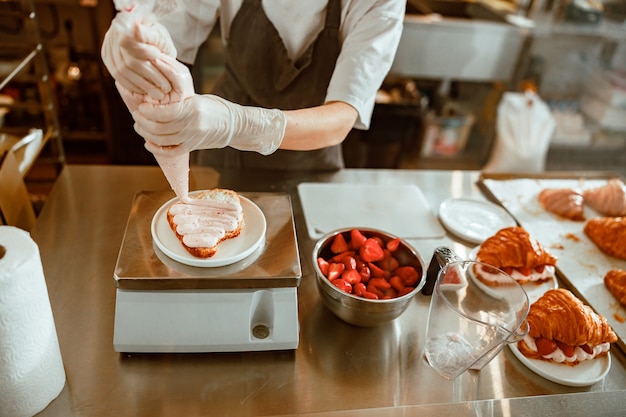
[194,0,344,171]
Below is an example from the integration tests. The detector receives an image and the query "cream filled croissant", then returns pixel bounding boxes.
[475,226,557,285]
[518,288,617,366]
[167,189,244,258]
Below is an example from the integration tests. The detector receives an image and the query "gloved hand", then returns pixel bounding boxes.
[116,54,193,112]
[101,13,176,100]
[132,57,287,157]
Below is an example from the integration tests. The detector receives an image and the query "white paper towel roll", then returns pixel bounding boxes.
[0,226,65,417]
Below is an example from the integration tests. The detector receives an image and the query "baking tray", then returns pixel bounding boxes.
[477,171,626,352]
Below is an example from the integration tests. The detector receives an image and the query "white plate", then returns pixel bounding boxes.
[509,343,611,387]
[469,247,557,303]
[151,194,266,267]
[438,197,517,244]
[298,183,445,239]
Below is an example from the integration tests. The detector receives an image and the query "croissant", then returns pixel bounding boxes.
[604,269,626,306]
[525,289,616,347]
[583,178,626,217]
[538,188,585,221]
[477,226,557,269]
[584,217,626,260]
[518,289,617,365]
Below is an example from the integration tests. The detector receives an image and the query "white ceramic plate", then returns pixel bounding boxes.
[509,343,611,387]
[438,197,517,244]
[469,247,557,303]
[297,183,445,239]
[151,194,266,267]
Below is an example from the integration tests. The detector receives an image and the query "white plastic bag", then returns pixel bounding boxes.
[483,91,556,173]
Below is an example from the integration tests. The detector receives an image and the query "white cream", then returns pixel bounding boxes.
[522,334,610,363]
[169,199,243,249]
[476,264,555,284]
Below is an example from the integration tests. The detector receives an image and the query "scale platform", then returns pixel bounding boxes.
[113,191,302,353]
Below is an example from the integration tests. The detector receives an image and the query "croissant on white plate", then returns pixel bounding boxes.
[583,178,626,217]
[517,288,617,366]
[475,226,557,285]
[538,188,585,221]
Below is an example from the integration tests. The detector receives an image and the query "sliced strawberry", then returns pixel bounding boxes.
[383,287,398,299]
[535,337,558,356]
[442,269,461,285]
[330,233,350,254]
[317,257,329,276]
[342,269,361,285]
[377,249,399,272]
[366,285,384,299]
[362,291,379,300]
[535,265,546,273]
[368,262,388,278]
[358,266,371,283]
[396,266,420,287]
[350,229,368,250]
[580,344,594,355]
[556,340,576,357]
[341,255,357,271]
[369,277,391,291]
[353,282,367,296]
[398,287,415,296]
[330,250,355,263]
[327,263,345,281]
[359,238,384,262]
[518,266,533,276]
[389,275,405,292]
[386,238,401,252]
[502,267,514,275]
[332,278,352,293]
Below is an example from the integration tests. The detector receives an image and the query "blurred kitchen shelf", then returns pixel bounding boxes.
[0,0,66,180]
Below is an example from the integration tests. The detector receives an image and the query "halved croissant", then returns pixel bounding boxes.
[538,188,585,221]
[584,217,626,260]
[526,288,617,347]
[476,226,557,269]
[604,269,626,306]
[583,178,626,217]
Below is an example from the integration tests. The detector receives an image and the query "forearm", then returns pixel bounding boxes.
[280,101,358,151]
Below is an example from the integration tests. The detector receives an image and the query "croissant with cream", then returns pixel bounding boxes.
[538,188,585,221]
[604,269,626,306]
[475,226,557,285]
[517,288,617,366]
[583,217,626,260]
[583,178,626,217]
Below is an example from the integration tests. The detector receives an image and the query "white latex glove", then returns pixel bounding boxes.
[116,54,193,112]
[133,58,287,157]
[101,13,176,100]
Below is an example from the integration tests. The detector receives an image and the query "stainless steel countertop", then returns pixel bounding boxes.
[32,165,626,417]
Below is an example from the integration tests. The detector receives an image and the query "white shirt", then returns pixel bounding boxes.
[160,0,405,129]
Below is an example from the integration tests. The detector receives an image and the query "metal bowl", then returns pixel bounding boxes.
[312,228,426,327]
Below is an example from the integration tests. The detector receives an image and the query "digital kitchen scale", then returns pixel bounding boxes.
[113,191,302,353]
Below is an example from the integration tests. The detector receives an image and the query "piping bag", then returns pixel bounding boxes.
[112,0,191,202]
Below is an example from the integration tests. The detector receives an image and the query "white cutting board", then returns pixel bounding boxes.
[298,183,445,239]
